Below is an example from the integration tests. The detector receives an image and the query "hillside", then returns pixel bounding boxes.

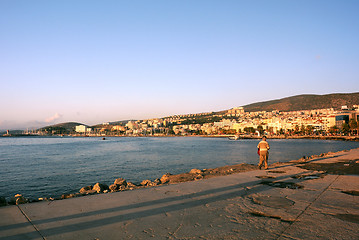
[38,122,85,133]
[242,92,359,112]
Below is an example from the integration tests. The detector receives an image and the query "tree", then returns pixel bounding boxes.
[257,125,264,135]
[342,123,350,135]
[278,128,285,135]
[349,119,358,135]
[329,126,338,135]
[300,125,306,134]
[244,127,255,134]
[306,125,314,135]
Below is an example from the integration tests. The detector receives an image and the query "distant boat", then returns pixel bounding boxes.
[228,135,240,140]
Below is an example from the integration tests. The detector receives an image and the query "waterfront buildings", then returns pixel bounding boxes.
[40,105,358,137]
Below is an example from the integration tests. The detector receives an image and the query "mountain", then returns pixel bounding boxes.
[242,92,359,112]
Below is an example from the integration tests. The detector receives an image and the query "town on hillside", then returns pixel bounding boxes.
[21,104,359,138]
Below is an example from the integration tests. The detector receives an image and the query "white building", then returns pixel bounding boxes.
[75,125,92,133]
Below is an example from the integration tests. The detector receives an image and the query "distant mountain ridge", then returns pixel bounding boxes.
[35,92,359,131]
[242,92,359,112]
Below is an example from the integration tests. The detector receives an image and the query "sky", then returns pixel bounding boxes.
[1,0,359,130]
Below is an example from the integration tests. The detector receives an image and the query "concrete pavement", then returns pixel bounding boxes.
[1,149,358,240]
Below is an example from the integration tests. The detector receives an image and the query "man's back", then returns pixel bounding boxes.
[258,140,269,151]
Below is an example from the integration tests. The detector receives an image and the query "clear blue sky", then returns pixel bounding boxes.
[1,0,358,129]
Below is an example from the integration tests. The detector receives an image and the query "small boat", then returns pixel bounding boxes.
[228,135,240,140]
[102,137,106,140]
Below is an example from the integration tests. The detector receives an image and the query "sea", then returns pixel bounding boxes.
[1,136,359,199]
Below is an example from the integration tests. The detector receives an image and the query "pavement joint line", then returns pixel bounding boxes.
[276,174,340,240]
[17,205,47,240]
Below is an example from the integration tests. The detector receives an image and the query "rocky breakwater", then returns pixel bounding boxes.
[77,163,258,197]
[0,163,259,207]
[0,194,30,206]
[2,149,353,207]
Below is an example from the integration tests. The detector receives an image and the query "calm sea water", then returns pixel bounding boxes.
[1,137,358,199]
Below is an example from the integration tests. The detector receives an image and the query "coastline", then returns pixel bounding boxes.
[1,147,358,239]
[2,134,359,142]
[2,147,358,207]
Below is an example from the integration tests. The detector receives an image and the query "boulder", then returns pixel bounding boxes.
[85,190,97,195]
[127,182,137,188]
[153,178,161,185]
[160,173,172,184]
[141,180,152,186]
[195,174,204,180]
[109,184,118,192]
[0,197,7,206]
[114,178,127,186]
[14,194,27,205]
[126,182,137,190]
[79,185,93,194]
[93,183,109,193]
[61,194,75,199]
[189,169,202,174]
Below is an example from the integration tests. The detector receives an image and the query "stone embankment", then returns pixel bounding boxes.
[2,149,353,207]
[67,163,259,197]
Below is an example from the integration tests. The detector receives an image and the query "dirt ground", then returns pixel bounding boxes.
[162,163,258,184]
[299,159,359,175]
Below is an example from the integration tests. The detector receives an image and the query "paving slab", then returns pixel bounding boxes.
[0,205,43,240]
[0,148,358,240]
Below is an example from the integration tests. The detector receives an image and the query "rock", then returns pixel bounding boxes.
[86,190,97,195]
[126,182,137,190]
[127,182,137,188]
[93,183,109,193]
[0,197,7,206]
[160,173,172,184]
[109,184,118,192]
[141,180,152,186]
[61,194,75,199]
[114,178,127,186]
[79,185,93,194]
[14,194,27,205]
[190,169,202,174]
[8,198,16,205]
[194,174,204,180]
[153,178,161,185]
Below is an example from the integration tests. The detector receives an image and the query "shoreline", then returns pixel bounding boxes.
[2,148,358,239]
[2,134,359,141]
[2,147,357,207]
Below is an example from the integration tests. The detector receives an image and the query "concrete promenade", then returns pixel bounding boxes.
[1,149,358,240]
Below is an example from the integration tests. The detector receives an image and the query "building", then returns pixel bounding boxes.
[126,121,138,130]
[75,125,92,133]
[335,113,350,128]
[227,107,245,116]
[112,125,126,132]
[323,115,336,130]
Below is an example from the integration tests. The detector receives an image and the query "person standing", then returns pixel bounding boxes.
[257,136,270,170]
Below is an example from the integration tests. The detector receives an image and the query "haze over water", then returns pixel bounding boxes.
[1,137,359,199]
